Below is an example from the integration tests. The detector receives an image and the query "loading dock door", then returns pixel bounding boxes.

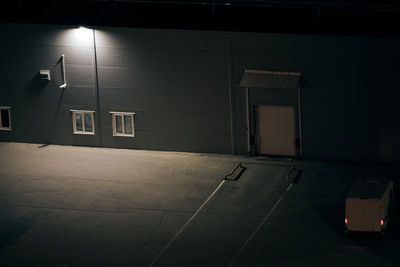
[256,105,296,156]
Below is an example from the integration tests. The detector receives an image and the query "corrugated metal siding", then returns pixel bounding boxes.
[1,23,400,161]
[0,23,98,146]
[231,31,400,161]
[95,28,232,153]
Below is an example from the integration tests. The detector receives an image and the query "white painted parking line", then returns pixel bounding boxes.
[286,182,293,192]
[149,179,227,267]
[228,182,294,267]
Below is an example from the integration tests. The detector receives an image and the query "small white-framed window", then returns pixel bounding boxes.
[111,112,135,137]
[71,110,95,135]
[0,106,12,131]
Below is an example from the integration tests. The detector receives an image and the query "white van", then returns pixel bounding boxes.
[345,179,396,233]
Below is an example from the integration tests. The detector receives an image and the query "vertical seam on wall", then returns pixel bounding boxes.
[297,83,303,158]
[228,32,235,154]
[92,28,103,147]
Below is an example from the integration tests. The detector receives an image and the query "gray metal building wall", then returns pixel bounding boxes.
[1,23,399,162]
[0,24,99,147]
[230,33,400,162]
[94,28,232,153]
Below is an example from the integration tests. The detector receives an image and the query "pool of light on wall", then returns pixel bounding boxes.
[74,26,93,44]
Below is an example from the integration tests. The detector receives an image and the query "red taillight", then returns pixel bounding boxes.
[380,219,384,226]
[345,218,348,224]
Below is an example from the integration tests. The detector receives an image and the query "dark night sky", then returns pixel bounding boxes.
[1,0,400,36]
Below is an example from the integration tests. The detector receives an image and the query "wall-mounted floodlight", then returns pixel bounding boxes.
[75,26,93,43]
[59,54,67,89]
[39,70,51,80]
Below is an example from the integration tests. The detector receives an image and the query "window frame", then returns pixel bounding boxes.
[0,106,12,131]
[110,112,135,137]
[71,110,95,135]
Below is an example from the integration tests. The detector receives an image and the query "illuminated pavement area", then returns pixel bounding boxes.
[0,142,399,267]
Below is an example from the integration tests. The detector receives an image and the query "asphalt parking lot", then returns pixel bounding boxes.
[0,142,399,267]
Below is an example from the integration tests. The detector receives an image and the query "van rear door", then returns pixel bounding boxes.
[346,198,364,231]
[364,199,381,232]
